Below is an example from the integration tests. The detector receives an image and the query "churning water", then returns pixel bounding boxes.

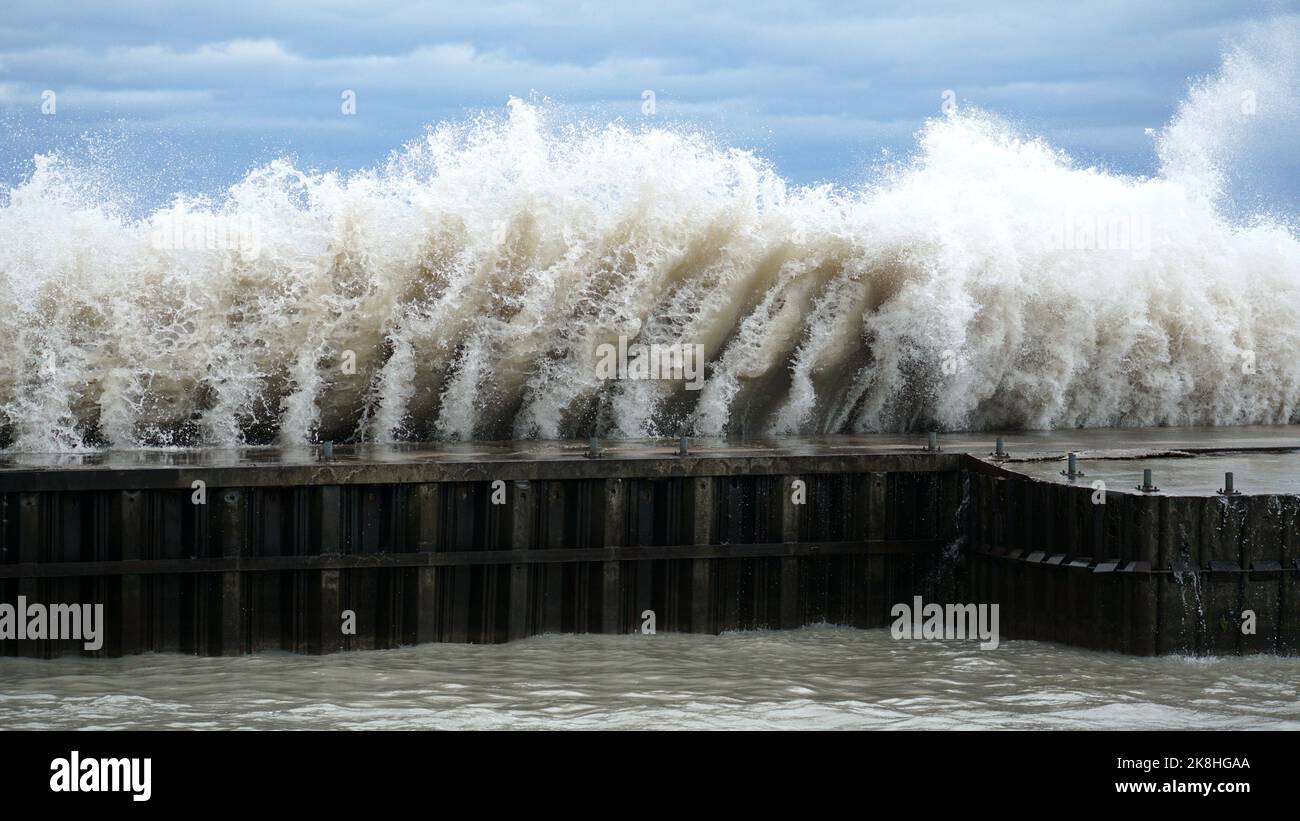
[1,628,1297,730]
[1,25,1298,452]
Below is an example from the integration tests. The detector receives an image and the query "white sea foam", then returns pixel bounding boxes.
[1,26,1296,451]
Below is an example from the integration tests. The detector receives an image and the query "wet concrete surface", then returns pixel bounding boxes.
[1000,449,1300,496]
[0,425,1296,495]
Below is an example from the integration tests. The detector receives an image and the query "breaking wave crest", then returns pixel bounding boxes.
[1,25,1297,451]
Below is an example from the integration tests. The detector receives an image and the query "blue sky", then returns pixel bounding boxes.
[0,0,1295,209]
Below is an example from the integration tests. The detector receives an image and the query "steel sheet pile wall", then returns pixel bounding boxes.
[967,468,1300,655]
[0,456,961,657]
[7,449,1292,658]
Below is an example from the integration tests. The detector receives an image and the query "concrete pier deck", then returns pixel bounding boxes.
[1,425,1295,492]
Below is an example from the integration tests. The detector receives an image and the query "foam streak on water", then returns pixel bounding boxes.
[1,629,1297,730]
[0,27,1297,452]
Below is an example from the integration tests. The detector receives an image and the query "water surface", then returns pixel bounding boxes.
[2,628,1297,730]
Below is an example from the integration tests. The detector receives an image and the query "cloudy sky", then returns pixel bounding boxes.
[0,0,1294,208]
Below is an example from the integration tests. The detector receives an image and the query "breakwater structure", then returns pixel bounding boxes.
[1,427,1297,658]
